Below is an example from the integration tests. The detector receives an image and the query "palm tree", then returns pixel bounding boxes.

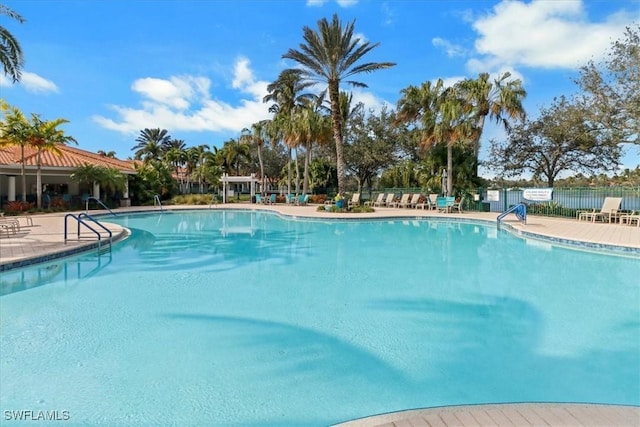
[456,72,527,177]
[0,3,25,83]
[97,150,117,158]
[263,69,315,195]
[26,114,77,208]
[0,103,30,202]
[397,79,477,195]
[282,13,395,194]
[132,128,171,163]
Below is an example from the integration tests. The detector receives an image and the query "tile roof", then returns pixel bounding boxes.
[0,145,136,173]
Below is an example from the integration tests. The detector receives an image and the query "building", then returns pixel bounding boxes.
[0,145,136,208]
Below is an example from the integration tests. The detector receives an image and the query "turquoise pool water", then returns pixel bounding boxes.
[1,210,639,426]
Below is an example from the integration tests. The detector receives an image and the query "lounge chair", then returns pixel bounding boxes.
[428,194,438,210]
[348,193,361,208]
[368,193,385,207]
[620,211,640,227]
[451,196,465,213]
[296,194,308,206]
[381,193,396,207]
[255,194,263,204]
[265,194,277,204]
[415,195,432,210]
[398,193,419,208]
[577,197,623,223]
[285,194,296,205]
[390,193,411,208]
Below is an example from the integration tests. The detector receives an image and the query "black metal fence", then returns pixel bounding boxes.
[381,186,640,219]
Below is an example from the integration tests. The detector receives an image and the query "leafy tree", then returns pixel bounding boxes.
[70,164,127,201]
[456,72,527,178]
[130,160,176,204]
[283,13,395,194]
[487,96,622,186]
[0,3,24,82]
[345,106,399,194]
[97,150,117,158]
[576,25,639,149]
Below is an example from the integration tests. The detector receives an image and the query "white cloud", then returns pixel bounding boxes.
[92,58,271,136]
[432,37,466,58]
[468,0,634,71]
[0,71,59,94]
[305,0,357,7]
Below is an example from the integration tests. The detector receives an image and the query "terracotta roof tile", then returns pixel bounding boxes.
[0,145,136,173]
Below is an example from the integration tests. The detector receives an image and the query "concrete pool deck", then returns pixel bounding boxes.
[2,203,639,270]
[1,204,639,425]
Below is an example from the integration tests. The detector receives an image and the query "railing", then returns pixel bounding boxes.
[497,203,527,225]
[154,194,163,210]
[64,213,113,253]
[85,196,116,216]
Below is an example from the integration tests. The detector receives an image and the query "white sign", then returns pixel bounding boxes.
[487,190,500,202]
[523,188,553,202]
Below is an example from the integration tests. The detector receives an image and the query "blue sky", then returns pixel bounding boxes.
[1,0,638,174]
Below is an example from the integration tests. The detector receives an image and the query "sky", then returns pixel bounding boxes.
[1,0,639,176]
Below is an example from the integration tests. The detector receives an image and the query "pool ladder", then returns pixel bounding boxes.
[154,194,164,211]
[64,213,113,254]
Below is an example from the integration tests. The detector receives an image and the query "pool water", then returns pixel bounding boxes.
[1,210,639,426]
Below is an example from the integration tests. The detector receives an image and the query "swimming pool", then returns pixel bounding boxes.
[1,210,638,426]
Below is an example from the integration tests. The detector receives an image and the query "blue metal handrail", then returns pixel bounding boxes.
[497,203,527,225]
[64,213,112,253]
[85,196,116,216]
[154,194,164,211]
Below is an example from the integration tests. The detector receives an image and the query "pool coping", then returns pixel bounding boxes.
[0,204,638,272]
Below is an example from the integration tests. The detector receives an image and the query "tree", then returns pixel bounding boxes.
[0,3,25,83]
[263,68,315,195]
[70,164,126,201]
[26,114,77,208]
[0,102,30,202]
[97,150,117,158]
[576,25,639,148]
[345,106,399,194]
[132,128,171,163]
[397,79,477,195]
[282,13,395,194]
[487,96,621,186]
[456,72,527,178]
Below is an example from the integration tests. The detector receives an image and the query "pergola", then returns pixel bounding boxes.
[220,173,260,203]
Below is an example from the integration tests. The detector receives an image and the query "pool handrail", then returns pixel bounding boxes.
[154,194,164,211]
[64,213,112,253]
[85,196,116,216]
[497,203,527,225]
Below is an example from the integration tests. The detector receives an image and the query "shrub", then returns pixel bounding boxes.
[5,200,33,213]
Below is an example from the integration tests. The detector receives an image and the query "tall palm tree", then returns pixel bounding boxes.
[132,128,171,163]
[0,3,25,83]
[0,103,30,202]
[282,13,395,193]
[456,72,526,177]
[26,114,77,208]
[397,79,477,195]
[263,68,315,195]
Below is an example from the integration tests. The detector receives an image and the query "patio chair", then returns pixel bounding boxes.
[398,193,420,208]
[255,194,264,204]
[296,194,309,206]
[620,211,640,227]
[381,193,396,207]
[348,193,360,208]
[285,194,296,205]
[390,193,411,208]
[265,194,277,204]
[415,195,431,210]
[428,194,438,210]
[368,193,385,207]
[577,197,623,223]
[451,196,465,213]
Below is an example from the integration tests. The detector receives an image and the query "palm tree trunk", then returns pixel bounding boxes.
[287,147,292,195]
[329,82,346,194]
[36,149,42,208]
[472,115,486,178]
[447,144,453,196]
[303,144,311,194]
[258,144,264,195]
[20,145,26,203]
[294,148,300,194]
